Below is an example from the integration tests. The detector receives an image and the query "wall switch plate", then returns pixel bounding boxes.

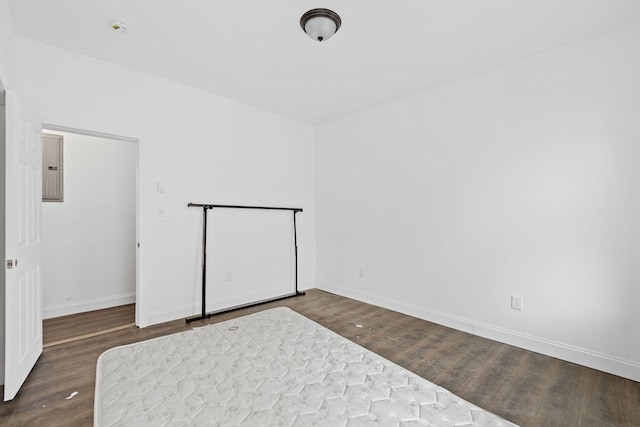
[157,207,166,217]
[156,181,166,193]
[511,295,523,311]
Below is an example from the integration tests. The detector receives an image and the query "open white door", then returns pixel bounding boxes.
[3,90,43,401]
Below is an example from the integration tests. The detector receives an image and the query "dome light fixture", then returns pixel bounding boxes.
[300,8,341,42]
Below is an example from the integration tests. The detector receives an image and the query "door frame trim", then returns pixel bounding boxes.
[41,124,141,327]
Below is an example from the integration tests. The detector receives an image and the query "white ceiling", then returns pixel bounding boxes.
[8,0,640,124]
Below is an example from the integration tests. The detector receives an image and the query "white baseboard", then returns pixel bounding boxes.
[43,293,136,319]
[316,282,640,382]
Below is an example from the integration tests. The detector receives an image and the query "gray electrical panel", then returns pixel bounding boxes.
[42,133,64,202]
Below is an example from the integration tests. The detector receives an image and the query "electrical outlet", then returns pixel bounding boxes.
[226,272,233,282]
[511,295,523,311]
[358,268,365,278]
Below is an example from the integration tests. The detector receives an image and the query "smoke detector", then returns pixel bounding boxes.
[110,20,128,33]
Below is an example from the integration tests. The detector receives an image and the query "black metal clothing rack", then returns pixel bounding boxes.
[186,203,304,323]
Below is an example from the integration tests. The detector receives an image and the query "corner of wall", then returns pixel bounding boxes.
[0,0,16,90]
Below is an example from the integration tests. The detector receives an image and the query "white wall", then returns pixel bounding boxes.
[316,24,640,381]
[41,131,136,318]
[0,0,15,90]
[13,38,316,327]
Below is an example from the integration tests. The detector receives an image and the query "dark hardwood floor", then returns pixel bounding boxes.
[1,289,638,426]
[43,304,135,346]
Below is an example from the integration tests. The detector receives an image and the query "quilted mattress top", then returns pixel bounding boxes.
[95,307,517,426]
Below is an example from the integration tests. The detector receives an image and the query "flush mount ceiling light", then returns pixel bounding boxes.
[300,8,341,42]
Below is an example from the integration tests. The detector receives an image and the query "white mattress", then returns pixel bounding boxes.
[95,307,517,426]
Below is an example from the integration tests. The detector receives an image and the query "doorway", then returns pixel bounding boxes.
[40,126,138,342]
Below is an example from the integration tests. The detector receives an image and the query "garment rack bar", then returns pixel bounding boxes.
[193,291,304,319]
[187,203,302,213]
[186,202,304,323]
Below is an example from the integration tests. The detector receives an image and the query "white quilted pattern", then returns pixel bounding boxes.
[95,307,517,427]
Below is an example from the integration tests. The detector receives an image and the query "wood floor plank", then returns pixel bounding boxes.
[581,368,640,427]
[43,304,135,344]
[533,359,588,426]
[1,289,638,427]
[44,323,136,348]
